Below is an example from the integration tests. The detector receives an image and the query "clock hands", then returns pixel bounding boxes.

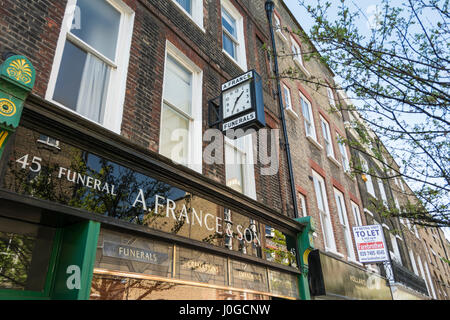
[231,91,244,114]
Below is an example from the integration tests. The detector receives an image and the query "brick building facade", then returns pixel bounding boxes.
[0,0,447,301]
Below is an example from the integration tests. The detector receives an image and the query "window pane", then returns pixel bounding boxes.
[176,0,192,14]
[160,104,190,165]
[0,217,55,292]
[225,143,244,193]
[53,41,87,111]
[54,41,111,123]
[71,0,121,61]
[283,87,291,108]
[164,55,192,116]
[223,33,236,58]
[222,8,237,38]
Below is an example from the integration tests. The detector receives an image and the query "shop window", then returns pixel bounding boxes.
[94,229,174,279]
[263,227,298,268]
[47,0,134,133]
[334,188,356,260]
[221,0,247,70]
[312,170,337,253]
[176,247,227,286]
[268,269,300,299]
[90,275,272,300]
[0,217,55,292]
[160,42,203,173]
[224,135,256,199]
[230,260,268,293]
[172,0,204,30]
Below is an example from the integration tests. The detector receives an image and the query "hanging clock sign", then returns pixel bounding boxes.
[221,70,265,136]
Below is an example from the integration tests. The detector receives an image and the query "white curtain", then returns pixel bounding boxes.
[76,53,110,123]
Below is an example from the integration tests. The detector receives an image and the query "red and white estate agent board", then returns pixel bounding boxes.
[352,225,390,263]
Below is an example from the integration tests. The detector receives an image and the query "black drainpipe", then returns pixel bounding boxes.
[265,1,299,219]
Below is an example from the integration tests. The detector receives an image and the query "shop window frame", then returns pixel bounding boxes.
[0,228,63,300]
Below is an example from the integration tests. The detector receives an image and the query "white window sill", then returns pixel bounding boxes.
[348,257,364,267]
[364,208,374,217]
[45,97,121,135]
[222,49,246,73]
[286,107,299,119]
[306,135,323,150]
[327,155,341,168]
[368,191,377,199]
[325,249,345,259]
[293,58,310,77]
[367,265,380,274]
[344,170,354,180]
[276,29,288,43]
[172,0,205,33]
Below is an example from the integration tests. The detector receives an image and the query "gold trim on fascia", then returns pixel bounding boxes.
[93,268,298,300]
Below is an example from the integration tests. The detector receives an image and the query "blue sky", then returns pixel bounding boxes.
[283,0,450,241]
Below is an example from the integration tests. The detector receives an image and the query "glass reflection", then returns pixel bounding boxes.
[90,275,271,300]
[2,127,299,270]
[0,217,55,291]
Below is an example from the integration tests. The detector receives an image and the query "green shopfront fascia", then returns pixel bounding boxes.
[0,98,313,300]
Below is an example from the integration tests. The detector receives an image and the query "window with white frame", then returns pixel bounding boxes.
[337,134,350,172]
[360,156,376,197]
[299,92,316,140]
[160,42,203,173]
[389,233,402,265]
[413,225,420,238]
[399,179,405,192]
[221,0,247,70]
[225,135,256,199]
[377,178,388,207]
[37,135,60,149]
[334,188,356,260]
[172,0,204,29]
[327,87,336,108]
[409,249,419,276]
[282,84,294,112]
[320,116,335,158]
[47,0,134,133]
[273,13,287,40]
[312,170,337,252]
[351,201,362,226]
[424,259,437,299]
[298,193,308,217]
[290,36,303,67]
[395,196,408,226]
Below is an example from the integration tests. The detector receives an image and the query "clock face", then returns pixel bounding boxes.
[222,81,252,120]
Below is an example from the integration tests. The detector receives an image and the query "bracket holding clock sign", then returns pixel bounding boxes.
[219,70,266,138]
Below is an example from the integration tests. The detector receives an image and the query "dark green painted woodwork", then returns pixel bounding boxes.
[0,55,36,158]
[296,216,316,300]
[50,220,100,300]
